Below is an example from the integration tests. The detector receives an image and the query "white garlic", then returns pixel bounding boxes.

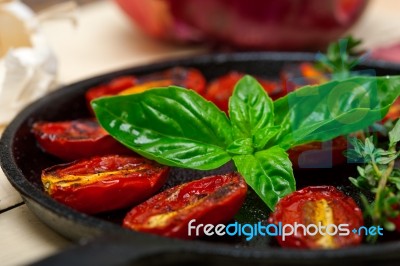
[0,0,57,125]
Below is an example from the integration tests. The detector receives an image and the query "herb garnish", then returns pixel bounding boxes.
[316,36,363,80]
[92,75,399,211]
[346,119,400,242]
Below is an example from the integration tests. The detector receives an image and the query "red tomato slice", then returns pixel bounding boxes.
[383,97,400,122]
[123,172,247,239]
[32,119,132,161]
[288,136,348,168]
[389,214,400,233]
[42,155,169,214]
[268,186,363,249]
[137,66,206,95]
[204,72,281,113]
[280,62,328,94]
[85,76,137,104]
[85,67,206,111]
[118,80,173,95]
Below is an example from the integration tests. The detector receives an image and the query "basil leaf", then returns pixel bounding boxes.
[92,87,233,170]
[389,119,400,145]
[233,146,295,210]
[274,76,400,149]
[229,75,276,150]
[226,138,254,155]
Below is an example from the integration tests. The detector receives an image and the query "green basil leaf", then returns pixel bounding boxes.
[226,138,254,155]
[389,119,400,145]
[229,75,275,149]
[92,87,233,170]
[233,146,295,210]
[254,126,281,150]
[274,76,400,149]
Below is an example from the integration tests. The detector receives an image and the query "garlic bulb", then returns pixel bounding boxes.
[0,0,57,125]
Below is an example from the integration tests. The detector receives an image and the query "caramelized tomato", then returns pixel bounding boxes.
[204,72,281,113]
[288,136,348,168]
[269,186,363,249]
[85,67,206,110]
[85,76,137,105]
[135,66,206,95]
[32,119,132,161]
[384,97,400,122]
[281,62,328,94]
[42,155,169,214]
[123,173,247,239]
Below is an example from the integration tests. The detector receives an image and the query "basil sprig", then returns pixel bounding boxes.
[93,75,400,210]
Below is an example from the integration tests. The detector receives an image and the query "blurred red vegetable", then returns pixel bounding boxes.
[288,136,348,168]
[85,76,137,106]
[115,0,368,50]
[204,71,281,112]
[280,62,329,94]
[85,67,206,109]
[137,67,206,95]
[383,97,400,122]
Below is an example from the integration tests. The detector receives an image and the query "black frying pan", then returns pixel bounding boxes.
[1,52,400,265]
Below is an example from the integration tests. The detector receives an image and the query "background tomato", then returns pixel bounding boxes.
[85,76,137,105]
[383,97,400,122]
[288,136,348,168]
[204,72,280,113]
[32,119,132,161]
[280,62,328,94]
[85,67,206,111]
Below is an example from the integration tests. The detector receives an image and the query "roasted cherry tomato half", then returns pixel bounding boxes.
[288,136,348,168]
[280,62,328,94]
[204,72,281,113]
[135,66,206,95]
[32,119,132,161]
[383,97,400,122]
[387,204,400,232]
[268,186,363,249]
[119,80,173,95]
[85,76,137,105]
[119,67,206,95]
[123,172,247,239]
[389,213,400,233]
[42,155,169,214]
[85,67,206,109]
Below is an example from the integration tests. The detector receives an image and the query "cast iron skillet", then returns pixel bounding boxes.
[1,52,400,265]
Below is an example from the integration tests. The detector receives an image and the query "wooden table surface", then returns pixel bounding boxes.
[1,0,400,265]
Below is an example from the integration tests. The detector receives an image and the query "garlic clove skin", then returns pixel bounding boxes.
[0,7,32,56]
[0,0,57,125]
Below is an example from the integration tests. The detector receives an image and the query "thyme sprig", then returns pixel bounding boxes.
[346,120,400,242]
